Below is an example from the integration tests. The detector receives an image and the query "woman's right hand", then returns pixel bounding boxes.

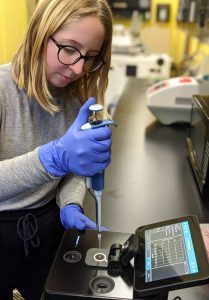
[38,97,112,177]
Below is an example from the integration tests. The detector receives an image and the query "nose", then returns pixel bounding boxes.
[69,58,85,75]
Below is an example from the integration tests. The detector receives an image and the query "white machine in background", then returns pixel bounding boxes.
[111,52,172,79]
[146,77,200,125]
[105,52,172,115]
[105,22,172,116]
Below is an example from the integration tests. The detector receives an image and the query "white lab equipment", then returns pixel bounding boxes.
[105,22,172,116]
[111,23,171,78]
[105,53,172,115]
[112,20,142,55]
[146,77,200,125]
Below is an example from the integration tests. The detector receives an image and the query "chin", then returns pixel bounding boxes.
[56,82,70,88]
[50,80,71,88]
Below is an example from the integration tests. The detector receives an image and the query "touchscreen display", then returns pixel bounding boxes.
[145,221,198,282]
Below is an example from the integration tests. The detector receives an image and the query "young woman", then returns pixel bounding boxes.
[0,0,113,298]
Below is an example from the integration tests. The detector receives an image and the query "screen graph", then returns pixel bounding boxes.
[145,221,198,282]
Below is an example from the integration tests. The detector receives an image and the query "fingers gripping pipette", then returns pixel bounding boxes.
[81,104,117,234]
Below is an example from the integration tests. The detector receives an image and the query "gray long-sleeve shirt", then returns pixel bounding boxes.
[0,63,86,211]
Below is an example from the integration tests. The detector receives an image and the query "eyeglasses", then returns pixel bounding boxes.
[50,36,104,73]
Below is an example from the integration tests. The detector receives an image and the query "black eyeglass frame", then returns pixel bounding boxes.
[50,36,105,73]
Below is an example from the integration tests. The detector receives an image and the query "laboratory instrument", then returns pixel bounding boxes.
[105,52,172,115]
[81,104,117,234]
[134,215,209,298]
[44,215,209,300]
[146,77,200,125]
[105,17,172,115]
[187,94,209,203]
[112,22,143,55]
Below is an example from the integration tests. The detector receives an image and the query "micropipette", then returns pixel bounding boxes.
[81,103,117,236]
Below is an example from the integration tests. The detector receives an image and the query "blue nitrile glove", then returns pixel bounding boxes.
[60,204,97,230]
[38,97,112,177]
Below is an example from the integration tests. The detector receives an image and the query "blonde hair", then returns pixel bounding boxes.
[12,0,113,114]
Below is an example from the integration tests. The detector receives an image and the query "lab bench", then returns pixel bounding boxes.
[83,78,209,300]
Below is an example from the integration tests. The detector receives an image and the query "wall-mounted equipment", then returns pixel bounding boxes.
[109,0,151,20]
[156,4,170,22]
[177,0,209,26]
[177,0,198,23]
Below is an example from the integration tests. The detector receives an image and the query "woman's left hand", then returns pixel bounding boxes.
[60,204,97,230]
